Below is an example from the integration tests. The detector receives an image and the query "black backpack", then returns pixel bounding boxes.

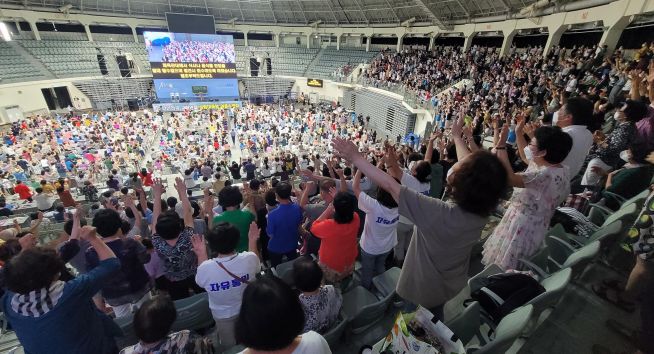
[468,273,545,324]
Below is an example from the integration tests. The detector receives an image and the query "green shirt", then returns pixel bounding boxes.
[213,209,255,252]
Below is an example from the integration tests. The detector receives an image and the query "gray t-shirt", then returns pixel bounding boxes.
[396,186,488,308]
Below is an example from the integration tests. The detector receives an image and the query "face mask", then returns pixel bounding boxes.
[619,150,630,162]
[614,111,621,121]
[408,161,417,172]
[552,111,559,125]
[523,145,534,161]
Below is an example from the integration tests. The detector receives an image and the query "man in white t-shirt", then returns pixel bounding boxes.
[194,222,260,347]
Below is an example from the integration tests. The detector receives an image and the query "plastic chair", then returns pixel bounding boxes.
[445,301,483,346]
[474,305,534,354]
[323,314,349,348]
[271,258,296,284]
[372,267,403,307]
[170,293,215,332]
[341,286,394,334]
[523,268,571,333]
[588,189,648,226]
[114,314,139,347]
[521,240,600,280]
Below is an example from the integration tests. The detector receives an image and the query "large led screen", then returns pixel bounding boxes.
[144,32,239,105]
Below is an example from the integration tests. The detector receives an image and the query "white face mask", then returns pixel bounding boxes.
[619,150,630,162]
[523,145,534,161]
[614,111,621,121]
[552,111,559,125]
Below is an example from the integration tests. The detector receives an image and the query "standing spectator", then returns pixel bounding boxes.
[353,170,398,289]
[152,178,201,300]
[194,222,261,347]
[243,158,257,181]
[266,182,303,267]
[2,226,122,354]
[310,191,359,283]
[87,209,152,318]
[213,186,255,253]
[483,125,572,270]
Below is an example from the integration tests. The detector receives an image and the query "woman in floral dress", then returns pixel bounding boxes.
[482,123,573,270]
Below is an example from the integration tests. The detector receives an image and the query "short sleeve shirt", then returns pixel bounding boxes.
[152,227,198,281]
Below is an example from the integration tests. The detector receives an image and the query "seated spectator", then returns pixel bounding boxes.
[81,180,99,202]
[33,187,56,212]
[235,276,331,354]
[53,205,66,222]
[213,186,255,253]
[106,175,120,190]
[194,222,260,347]
[13,181,32,201]
[293,256,342,334]
[600,147,654,209]
[56,186,76,207]
[87,209,152,318]
[266,182,303,267]
[310,191,359,283]
[582,100,647,186]
[152,178,201,300]
[0,200,13,217]
[2,227,122,354]
[119,295,212,354]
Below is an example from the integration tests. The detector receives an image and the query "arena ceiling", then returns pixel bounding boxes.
[1,0,578,28]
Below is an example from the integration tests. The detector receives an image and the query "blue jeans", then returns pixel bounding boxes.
[360,249,389,289]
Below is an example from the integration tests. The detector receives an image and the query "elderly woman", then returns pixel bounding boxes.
[482,123,573,270]
[293,256,342,334]
[2,226,122,354]
[331,108,508,321]
[581,99,648,186]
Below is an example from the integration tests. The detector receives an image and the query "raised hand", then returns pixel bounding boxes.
[248,221,260,243]
[152,178,164,196]
[191,234,206,256]
[79,225,98,241]
[18,233,37,250]
[498,123,510,146]
[331,137,360,162]
[174,177,186,193]
[451,107,466,139]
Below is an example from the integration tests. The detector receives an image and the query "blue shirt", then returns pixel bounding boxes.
[3,258,122,354]
[266,203,303,253]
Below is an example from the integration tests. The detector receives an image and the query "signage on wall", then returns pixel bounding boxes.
[307,78,324,88]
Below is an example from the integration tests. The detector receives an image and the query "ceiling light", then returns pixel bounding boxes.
[0,23,12,41]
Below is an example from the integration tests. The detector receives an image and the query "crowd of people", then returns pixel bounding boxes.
[0,40,652,354]
[161,40,236,63]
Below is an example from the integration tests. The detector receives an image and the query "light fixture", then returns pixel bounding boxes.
[0,22,12,41]
[52,21,58,31]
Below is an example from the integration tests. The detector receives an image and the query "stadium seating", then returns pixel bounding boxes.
[0,42,46,83]
[305,48,377,79]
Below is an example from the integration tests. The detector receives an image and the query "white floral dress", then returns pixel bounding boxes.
[482,163,570,270]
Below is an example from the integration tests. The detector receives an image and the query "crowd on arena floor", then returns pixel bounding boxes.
[0,42,652,354]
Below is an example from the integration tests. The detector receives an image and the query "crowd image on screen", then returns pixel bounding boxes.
[1,36,654,354]
[161,40,236,63]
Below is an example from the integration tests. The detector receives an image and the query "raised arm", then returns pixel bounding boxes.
[151,178,164,234]
[451,106,471,160]
[247,221,261,260]
[352,169,362,197]
[174,177,194,228]
[493,124,524,188]
[123,194,141,230]
[335,168,347,193]
[299,180,315,209]
[515,116,529,163]
[333,137,401,202]
[424,131,441,162]
[383,144,403,181]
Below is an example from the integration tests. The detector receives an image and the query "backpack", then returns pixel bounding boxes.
[468,273,545,324]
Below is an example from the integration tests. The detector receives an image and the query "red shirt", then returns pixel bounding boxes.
[139,172,153,187]
[311,213,360,273]
[14,183,32,200]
